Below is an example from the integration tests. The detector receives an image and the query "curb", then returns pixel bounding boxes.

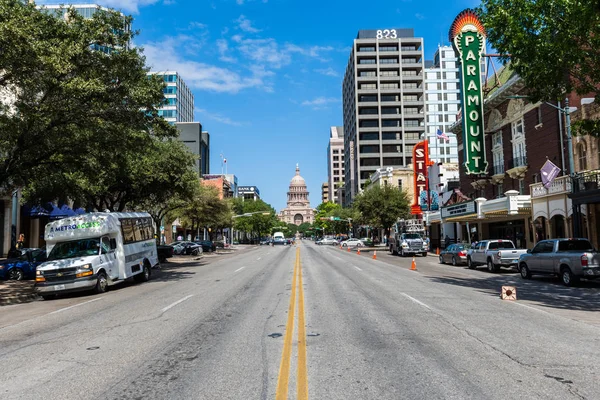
[0,292,39,307]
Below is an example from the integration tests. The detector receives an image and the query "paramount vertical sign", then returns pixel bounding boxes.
[411,140,432,215]
[450,9,488,175]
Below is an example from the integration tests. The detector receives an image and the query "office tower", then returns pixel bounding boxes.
[342,29,426,204]
[424,46,460,164]
[175,123,210,176]
[148,71,194,124]
[327,126,345,204]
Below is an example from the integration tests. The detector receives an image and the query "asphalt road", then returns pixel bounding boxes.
[1,242,600,399]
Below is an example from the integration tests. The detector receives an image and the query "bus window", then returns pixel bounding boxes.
[121,219,135,243]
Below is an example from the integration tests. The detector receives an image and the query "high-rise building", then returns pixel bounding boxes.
[342,29,426,205]
[37,3,130,53]
[148,71,194,124]
[175,123,209,176]
[321,182,329,203]
[424,46,460,164]
[327,126,345,204]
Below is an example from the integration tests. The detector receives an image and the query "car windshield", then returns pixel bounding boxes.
[404,234,421,239]
[48,238,101,261]
[557,240,593,252]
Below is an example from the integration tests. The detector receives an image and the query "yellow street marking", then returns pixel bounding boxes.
[297,247,308,399]
[275,249,298,400]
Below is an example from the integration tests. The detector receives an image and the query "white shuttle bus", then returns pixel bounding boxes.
[35,212,159,299]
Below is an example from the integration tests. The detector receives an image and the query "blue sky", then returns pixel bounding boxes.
[41,0,479,211]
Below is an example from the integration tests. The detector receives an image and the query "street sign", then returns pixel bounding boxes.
[450,9,488,175]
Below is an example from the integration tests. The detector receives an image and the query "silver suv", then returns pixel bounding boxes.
[518,238,600,286]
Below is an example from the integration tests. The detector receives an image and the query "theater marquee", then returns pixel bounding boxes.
[450,9,488,175]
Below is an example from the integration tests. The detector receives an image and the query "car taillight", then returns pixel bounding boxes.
[458,251,466,257]
[496,251,502,259]
[582,255,588,267]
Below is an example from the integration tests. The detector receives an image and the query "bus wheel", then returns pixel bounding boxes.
[94,272,108,294]
[138,264,151,282]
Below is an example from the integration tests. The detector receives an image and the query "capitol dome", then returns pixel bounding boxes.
[290,164,306,186]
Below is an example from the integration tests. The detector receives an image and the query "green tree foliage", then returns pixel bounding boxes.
[171,185,231,241]
[231,198,277,240]
[313,202,356,235]
[0,1,179,196]
[478,0,600,135]
[352,185,410,233]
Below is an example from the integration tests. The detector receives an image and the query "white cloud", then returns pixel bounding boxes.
[236,0,245,4]
[37,0,159,13]
[143,37,267,93]
[235,15,261,33]
[314,67,339,77]
[216,39,237,63]
[301,97,339,107]
[233,37,291,68]
[195,108,246,126]
[415,13,425,20]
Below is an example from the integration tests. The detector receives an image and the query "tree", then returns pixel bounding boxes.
[478,1,600,134]
[231,198,277,242]
[352,185,410,235]
[0,1,176,194]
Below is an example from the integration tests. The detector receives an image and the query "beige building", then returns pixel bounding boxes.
[278,165,315,225]
[327,126,345,204]
[321,182,329,203]
[368,167,415,204]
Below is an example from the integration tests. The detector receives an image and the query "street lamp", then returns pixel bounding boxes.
[232,211,271,245]
[508,95,580,236]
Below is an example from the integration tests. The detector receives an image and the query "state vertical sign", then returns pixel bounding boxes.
[411,140,433,215]
[450,9,488,175]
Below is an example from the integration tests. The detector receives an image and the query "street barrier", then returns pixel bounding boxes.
[501,286,517,300]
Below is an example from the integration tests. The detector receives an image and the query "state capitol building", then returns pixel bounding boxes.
[278,165,315,225]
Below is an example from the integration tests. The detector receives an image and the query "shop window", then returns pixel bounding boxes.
[578,142,587,170]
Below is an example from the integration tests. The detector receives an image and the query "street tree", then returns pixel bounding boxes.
[0,2,176,195]
[232,198,277,242]
[478,0,600,135]
[352,185,410,236]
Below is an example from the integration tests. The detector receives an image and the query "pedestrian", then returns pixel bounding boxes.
[383,234,387,245]
[16,233,25,250]
[444,235,451,249]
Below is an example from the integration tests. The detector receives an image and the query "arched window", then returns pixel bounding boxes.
[577,142,587,170]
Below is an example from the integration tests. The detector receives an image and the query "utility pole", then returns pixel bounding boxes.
[564,98,581,237]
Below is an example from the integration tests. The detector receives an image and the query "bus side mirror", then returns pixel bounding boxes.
[110,238,117,250]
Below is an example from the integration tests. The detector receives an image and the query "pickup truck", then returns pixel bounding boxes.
[467,240,528,272]
[518,238,600,286]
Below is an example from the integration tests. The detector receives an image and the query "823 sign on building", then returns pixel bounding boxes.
[450,9,488,175]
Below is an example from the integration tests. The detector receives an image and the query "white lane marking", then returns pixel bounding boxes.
[161,295,194,313]
[354,266,362,271]
[234,267,246,273]
[49,297,104,315]
[334,256,343,261]
[257,257,262,261]
[401,293,432,311]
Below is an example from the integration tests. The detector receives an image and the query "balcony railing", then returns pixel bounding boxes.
[572,169,600,194]
[530,175,572,199]
[508,155,527,169]
[493,163,504,175]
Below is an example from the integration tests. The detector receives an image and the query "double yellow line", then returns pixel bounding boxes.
[276,247,308,400]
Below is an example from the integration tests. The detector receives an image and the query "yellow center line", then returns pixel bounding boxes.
[275,248,299,400]
[297,247,308,399]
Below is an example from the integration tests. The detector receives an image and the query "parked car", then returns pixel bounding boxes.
[173,241,203,255]
[194,240,217,252]
[518,238,600,286]
[360,237,374,247]
[0,248,46,281]
[439,243,470,266]
[319,237,339,246]
[341,238,364,248]
[259,238,271,246]
[157,244,174,263]
[467,239,528,272]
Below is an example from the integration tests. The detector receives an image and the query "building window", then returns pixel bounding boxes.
[358,46,375,52]
[496,182,503,198]
[381,83,399,89]
[380,58,398,64]
[518,179,526,195]
[578,142,588,170]
[380,70,399,77]
[359,108,378,115]
[381,107,400,115]
[381,95,399,102]
[359,71,376,77]
[359,95,378,102]
[360,83,377,90]
[398,179,403,190]
[511,117,526,167]
[359,58,376,64]
[379,46,398,52]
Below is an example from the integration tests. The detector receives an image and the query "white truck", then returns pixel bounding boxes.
[35,212,159,299]
[466,239,528,272]
[388,219,429,257]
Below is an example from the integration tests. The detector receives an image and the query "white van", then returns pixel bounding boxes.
[273,231,285,245]
[35,212,159,299]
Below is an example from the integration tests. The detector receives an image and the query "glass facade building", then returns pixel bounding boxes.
[148,72,194,124]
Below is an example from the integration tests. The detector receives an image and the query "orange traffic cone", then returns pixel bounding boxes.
[436,247,440,255]
[372,251,377,260]
[410,256,417,271]
[347,246,350,252]
[357,248,361,255]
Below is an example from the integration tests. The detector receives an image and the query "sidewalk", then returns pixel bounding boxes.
[0,280,38,306]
